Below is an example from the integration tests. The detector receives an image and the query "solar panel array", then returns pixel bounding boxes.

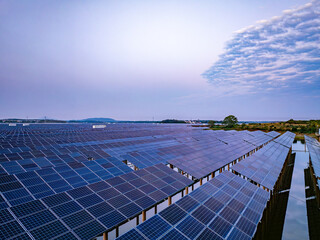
[0,123,282,239]
[0,158,134,207]
[167,130,277,179]
[0,124,279,180]
[232,132,295,190]
[117,171,269,240]
[0,163,192,240]
[305,136,320,182]
[273,131,296,148]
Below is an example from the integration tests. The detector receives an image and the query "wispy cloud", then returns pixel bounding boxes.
[203,0,320,95]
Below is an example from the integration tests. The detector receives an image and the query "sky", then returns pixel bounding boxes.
[0,0,319,121]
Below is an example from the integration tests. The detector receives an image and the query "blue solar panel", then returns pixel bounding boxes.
[0,220,25,239]
[192,205,216,225]
[77,194,103,208]
[116,229,145,240]
[161,229,189,240]
[73,220,106,240]
[118,202,142,218]
[20,209,57,230]
[137,215,171,239]
[118,171,270,240]
[11,200,46,218]
[159,204,187,225]
[52,201,82,217]
[196,228,223,240]
[62,210,94,229]
[87,202,114,218]
[30,220,68,240]
[209,216,232,238]
[42,192,71,207]
[99,210,126,229]
[2,124,279,239]
[135,196,156,209]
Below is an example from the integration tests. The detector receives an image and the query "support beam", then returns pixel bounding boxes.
[211,172,215,178]
[168,196,172,206]
[116,227,119,238]
[169,164,173,169]
[155,205,157,214]
[219,168,222,173]
[185,186,189,195]
[103,232,108,240]
[136,216,139,225]
[142,211,146,222]
[200,178,203,186]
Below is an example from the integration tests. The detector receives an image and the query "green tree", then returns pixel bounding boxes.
[307,122,317,133]
[208,120,215,128]
[223,115,238,128]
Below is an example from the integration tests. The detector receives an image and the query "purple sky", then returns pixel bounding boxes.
[1,0,319,121]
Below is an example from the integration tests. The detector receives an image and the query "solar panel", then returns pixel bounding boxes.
[117,171,269,240]
[0,124,281,239]
[231,133,295,190]
[0,163,192,239]
[30,220,68,240]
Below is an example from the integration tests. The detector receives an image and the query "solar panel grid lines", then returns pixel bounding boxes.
[1,124,284,239]
[0,162,193,240]
[116,171,270,240]
[273,131,296,149]
[0,157,136,208]
[231,134,295,191]
[166,130,280,180]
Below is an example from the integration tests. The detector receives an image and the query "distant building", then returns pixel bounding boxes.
[92,124,106,129]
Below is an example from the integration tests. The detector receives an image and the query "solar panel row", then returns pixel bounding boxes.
[0,124,283,240]
[231,132,295,190]
[117,171,269,240]
[168,130,278,179]
[0,163,192,240]
[0,157,132,208]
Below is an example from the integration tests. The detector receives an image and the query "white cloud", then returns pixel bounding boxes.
[203,0,320,95]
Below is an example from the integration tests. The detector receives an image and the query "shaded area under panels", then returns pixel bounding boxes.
[117,171,269,240]
[305,135,320,209]
[305,135,320,181]
[0,163,192,240]
[304,167,320,240]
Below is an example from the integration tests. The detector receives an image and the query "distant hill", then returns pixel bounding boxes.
[69,118,116,123]
[0,118,67,123]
